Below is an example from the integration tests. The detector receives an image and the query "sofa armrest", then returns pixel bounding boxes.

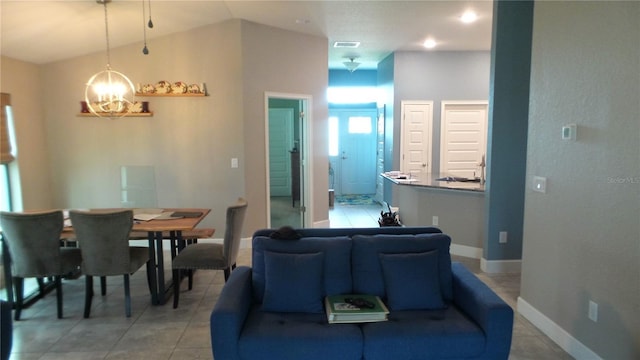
[451,262,514,359]
[210,266,253,360]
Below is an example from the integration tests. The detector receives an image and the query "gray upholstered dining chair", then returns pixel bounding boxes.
[171,198,248,308]
[69,210,151,318]
[0,210,82,320]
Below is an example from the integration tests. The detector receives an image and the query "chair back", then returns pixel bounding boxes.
[222,198,248,267]
[69,210,133,276]
[0,211,64,277]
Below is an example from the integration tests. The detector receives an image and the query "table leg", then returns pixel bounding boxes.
[169,231,177,260]
[147,230,185,306]
[147,231,159,305]
[155,231,166,304]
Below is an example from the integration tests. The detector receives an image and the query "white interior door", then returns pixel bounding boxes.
[440,101,488,178]
[268,109,294,196]
[401,101,433,175]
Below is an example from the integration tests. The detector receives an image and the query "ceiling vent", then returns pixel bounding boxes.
[333,41,360,48]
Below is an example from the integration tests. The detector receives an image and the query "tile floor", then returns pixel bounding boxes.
[5,202,573,359]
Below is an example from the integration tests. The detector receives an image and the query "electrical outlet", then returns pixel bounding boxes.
[432,216,439,226]
[588,301,598,322]
[499,231,508,244]
[231,158,238,168]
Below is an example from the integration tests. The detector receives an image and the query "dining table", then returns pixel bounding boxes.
[61,208,211,305]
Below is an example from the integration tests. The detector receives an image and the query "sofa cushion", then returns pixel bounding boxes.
[379,250,445,310]
[361,307,486,360]
[252,236,352,303]
[352,234,453,301]
[262,251,324,313]
[240,306,363,360]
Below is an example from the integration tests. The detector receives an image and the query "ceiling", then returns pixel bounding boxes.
[0,0,494,69]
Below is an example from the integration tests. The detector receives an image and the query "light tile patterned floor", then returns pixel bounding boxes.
[6,202,573,359]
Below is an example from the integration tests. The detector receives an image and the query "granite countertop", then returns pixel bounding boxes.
[381,172,485,193]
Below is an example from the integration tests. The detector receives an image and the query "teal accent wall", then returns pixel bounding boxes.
[329,69,378,86]
[484,0,534,261]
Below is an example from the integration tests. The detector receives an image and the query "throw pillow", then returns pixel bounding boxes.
[379,250,445,311]
[262,251,325,313]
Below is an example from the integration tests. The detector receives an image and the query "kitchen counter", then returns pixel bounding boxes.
[382,171,485,257]
[381,172,485,193]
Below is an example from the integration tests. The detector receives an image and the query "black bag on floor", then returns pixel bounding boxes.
[378,204,401,227]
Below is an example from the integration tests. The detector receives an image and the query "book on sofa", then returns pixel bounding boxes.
[325,294,389,324]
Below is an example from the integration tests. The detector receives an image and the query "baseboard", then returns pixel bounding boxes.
[195,237,252,249]
[314,219,331,228]
[480,257,521,273]
[130,237,252,249]
[517,297,602,360]
[450,244,482,259]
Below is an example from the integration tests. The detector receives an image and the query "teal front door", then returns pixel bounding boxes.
[329,109,377,195]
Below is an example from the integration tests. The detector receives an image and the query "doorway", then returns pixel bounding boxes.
[329,109,378,196]
[265,93,311,228]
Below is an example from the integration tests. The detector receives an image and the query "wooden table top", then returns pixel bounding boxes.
[60,208,211,237]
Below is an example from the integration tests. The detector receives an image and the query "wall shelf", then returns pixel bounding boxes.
[135,92,206,97]
[77,112,154,117]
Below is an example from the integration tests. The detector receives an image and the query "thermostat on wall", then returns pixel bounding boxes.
[562,124,577,141]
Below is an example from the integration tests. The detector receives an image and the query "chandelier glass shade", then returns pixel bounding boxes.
[85,0,135,118]
[85,66,135,116]
[343,57,360,73]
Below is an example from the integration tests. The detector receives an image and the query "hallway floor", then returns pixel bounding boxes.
[6,201,573,359]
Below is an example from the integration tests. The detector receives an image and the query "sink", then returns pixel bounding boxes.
[437,176,481,183]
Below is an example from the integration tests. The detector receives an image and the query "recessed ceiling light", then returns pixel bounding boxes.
[423,39,437,49]
[295,19,311,25]
[460,11,478,24]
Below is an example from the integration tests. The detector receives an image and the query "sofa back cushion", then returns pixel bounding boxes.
[252,236,353,304]
[261,251,325,313]
[351,234,453,301]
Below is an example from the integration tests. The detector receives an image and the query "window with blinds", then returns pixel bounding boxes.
[0,93,14,165]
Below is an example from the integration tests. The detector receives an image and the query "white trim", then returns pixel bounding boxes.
[264,92,313,228]
[314,219,331,228]
[450,244,482,259]
[517,297,602,360]
[480,257,522,273]
[131,237,253,249]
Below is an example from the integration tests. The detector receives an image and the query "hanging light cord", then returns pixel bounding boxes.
[148,0,154,28]
[102,1,112,69]
[142,0,149,54]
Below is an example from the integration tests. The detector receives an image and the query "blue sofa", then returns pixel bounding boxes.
[210,227,513,360]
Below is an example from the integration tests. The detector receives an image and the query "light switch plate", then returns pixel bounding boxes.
[562,124,577,141]
[533,176,547,193]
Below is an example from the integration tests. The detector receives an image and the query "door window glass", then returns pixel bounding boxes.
[348,116,372,134]
[329,116,339,156]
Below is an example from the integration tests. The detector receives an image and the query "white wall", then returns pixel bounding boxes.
[393,51,491,174]
[521,2,640,358]
[240,21,329,228]
[0,57,51,210]
[3,19,329,236]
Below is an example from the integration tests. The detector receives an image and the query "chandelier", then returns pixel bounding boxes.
[85,0,135,118]
[343,57,361,73]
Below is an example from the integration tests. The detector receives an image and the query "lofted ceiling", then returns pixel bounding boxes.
[0,0,493,69]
